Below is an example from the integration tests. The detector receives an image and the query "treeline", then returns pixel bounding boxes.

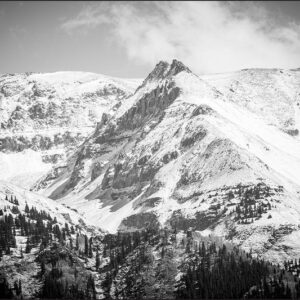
[176,241,293,299]
[99,226,299,300]
[37,244,96,299]
[2,192,300,300]
[225,183,276,224]
[100,227,160,297]
[1,194,97,299]
[284,259,300,298]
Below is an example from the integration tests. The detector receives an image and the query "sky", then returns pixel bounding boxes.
[1,1,300,78]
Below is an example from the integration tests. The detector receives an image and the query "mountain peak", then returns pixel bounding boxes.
[144,60,170,82]
[142,59,192,86]
[168,59,192,76]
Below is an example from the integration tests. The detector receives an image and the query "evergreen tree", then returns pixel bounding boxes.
[96,250,100,271]
[25,238,31,253]
[0,273,13,299]
[89,237,93,258]
[84,235,89,256]
[76,233,79,251]
[25,203,29,213]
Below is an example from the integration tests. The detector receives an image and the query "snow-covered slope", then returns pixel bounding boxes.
[0,72,141,188]
[200,68,300,134]
[0,180,94,228]
[32,60,300,263]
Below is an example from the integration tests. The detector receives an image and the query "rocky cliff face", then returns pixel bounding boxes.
[0,71,140,188]
[31,60,300,263]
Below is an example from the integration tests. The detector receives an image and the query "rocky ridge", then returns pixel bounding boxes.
[0,71,141,188]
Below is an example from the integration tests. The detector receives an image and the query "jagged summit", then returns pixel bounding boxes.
[168,59,192,76]
[140,59,192,87]
[145,60,170,82]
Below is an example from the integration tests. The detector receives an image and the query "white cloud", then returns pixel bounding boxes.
[61,1,300,74]
[61,4,110,34]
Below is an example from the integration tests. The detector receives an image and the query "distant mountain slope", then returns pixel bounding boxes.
[200,68,300,134]
[0,71,141,188]
[32,60,300,263]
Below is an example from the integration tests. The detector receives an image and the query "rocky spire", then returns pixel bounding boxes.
[144,60,170,83]
[167,59,192,77]
[140,59,192,88]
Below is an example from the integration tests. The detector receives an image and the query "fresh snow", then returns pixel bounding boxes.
[0,180,92,228]
[175,71,300,194]
[0,150,52,188]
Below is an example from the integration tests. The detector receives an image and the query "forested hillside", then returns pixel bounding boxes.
[1,192,300,299]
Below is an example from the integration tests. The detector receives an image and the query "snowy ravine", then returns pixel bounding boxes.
[0,71,141,188]
[24,59,300,264]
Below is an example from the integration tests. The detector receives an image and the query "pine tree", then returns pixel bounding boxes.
[89,237,93,258]
[0,274,13,299]
[84,235,89,256]
[69,238,73,250]
[96,250,100,271]
[13,281,19,296]
[76,233,79,251]
[65,223,69,235]
[25,239,31,253]
[25,203,29,213]
[17,280,22,296]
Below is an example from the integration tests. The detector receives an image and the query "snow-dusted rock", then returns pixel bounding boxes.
[0,71,141,188]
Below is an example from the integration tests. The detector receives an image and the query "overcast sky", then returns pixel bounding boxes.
[1,1,300,78]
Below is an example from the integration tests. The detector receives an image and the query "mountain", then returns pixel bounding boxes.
[0,71,141,188]
[31,60,300,264]
[2,60,300,299]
